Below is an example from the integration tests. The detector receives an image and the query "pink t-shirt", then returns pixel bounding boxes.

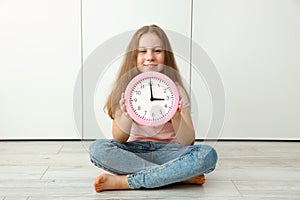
[127,83,190,143]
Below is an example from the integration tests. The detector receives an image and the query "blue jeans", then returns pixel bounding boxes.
[89,139,217,189]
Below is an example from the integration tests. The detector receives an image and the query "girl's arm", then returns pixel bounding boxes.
[112,93,133,143]
[171,99,195,146]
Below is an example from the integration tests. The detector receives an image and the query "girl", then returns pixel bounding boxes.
[89,25,217,192]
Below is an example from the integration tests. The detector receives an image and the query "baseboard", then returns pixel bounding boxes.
[0,138,299,142]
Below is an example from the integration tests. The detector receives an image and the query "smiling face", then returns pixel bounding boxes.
[137,33,165,73]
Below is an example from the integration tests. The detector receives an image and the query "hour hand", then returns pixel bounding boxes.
[152,97,165,101]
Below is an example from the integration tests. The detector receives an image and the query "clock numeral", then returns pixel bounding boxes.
[166,96,169,100]
[138,106,141,110]
[165,104,168,108]
[163,88,167,93]
[140,84,144,89]
[143,110,147,117]
[135,90,141,95]
[134,98,137,102]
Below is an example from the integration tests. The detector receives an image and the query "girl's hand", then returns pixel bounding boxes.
[172,96,183,120]
[177,96,183,112]
[119,92,129,116]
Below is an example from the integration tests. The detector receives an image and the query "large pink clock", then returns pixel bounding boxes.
[125,71,179,126]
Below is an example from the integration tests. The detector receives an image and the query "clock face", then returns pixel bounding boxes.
[125,71,179,126]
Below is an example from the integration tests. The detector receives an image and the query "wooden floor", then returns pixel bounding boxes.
[0,141,299,200]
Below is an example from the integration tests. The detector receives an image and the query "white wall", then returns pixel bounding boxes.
[192,0,300,139]
[0,0,299,140]
[0,0,81,139]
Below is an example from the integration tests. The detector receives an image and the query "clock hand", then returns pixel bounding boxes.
[149,79,154,101]
[152,97,165,101]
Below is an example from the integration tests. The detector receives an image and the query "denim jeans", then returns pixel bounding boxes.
[89,139,218,189]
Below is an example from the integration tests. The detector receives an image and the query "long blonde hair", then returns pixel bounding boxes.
[105,24,186,119]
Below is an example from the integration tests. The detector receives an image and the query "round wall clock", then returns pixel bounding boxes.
[124,71,179,126]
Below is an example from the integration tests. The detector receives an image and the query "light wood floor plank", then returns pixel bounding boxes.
[0,141,299,199]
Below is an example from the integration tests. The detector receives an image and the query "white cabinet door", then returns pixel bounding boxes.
[0,1,81,139]
[82,0,192,139]
[192,0,300,139]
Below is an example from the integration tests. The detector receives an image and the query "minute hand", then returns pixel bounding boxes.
[149,79,154,101]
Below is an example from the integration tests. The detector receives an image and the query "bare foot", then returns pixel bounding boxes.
[94,174,130,192]
[182,174,205,185]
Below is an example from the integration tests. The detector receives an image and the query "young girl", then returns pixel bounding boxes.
[89,24,217,192]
